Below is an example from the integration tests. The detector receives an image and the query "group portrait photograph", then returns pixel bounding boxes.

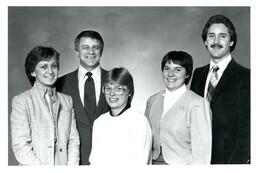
[1,0,255,172]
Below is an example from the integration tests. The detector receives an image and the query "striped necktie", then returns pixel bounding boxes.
[206,65,219,103]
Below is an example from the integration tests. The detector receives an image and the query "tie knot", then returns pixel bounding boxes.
[86,72,92,78]
[212,65,219,72]
[46,89,54,97]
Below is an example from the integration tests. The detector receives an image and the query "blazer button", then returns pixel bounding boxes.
[59,148,63,152]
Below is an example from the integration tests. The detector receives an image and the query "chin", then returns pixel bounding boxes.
[109,106,121,110]
[44,83,55,87]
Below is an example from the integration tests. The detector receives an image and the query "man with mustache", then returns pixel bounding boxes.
[56,30,109,165]
[190,15,250,164]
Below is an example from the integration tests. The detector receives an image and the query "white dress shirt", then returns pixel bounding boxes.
[162,84,187,119]
[204,54,232,98]
[78,65,101,106]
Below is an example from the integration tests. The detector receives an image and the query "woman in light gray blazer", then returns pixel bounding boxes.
[10,46,80,165]
[145,51,212,164]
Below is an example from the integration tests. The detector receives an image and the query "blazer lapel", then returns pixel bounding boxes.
[149,91,165,132]
[72,70,84,108]
[162,90,188,119]
[95,68,109,119]
[32,87,54,126]
[195,65,210,97]
[71,70,92,126]
[211,59,235,104]
[55,98,61,122]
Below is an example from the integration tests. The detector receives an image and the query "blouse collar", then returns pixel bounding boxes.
[34,81,57,101]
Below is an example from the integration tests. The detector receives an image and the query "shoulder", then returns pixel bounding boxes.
[193,64,209,74]
[58,70,77,81]
[185,90,204,106]
[100,68,108,74]
[147,90,164,104]
[57,70,77,84]
[126,108,149,125]
[57,92,73,107]
[57,91,72,101]
[56,70,78,90]
[127,108,144,118]
[229,59,250,85]
[94,112,110,126]
[12,88,33,104]
[231,59,250,76]
[100,67,109,80]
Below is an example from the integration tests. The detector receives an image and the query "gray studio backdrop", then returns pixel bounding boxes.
[8,7,250,165]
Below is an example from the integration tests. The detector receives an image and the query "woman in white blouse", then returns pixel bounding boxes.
[89,67,152,165]
[145,51,212,164]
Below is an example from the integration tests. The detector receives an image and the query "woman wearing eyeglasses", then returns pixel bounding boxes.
[89,67,152,165]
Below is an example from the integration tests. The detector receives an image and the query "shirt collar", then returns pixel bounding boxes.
[210,54,232,73]
[78,65,101,78]
[34,81,57,101]
[164,84,187,98]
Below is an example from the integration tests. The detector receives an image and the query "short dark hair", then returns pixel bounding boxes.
[201,14,237,52]
[104,67,134,106]
[74,30,104,55]
[161,51,193,85]
[25,46,60,86]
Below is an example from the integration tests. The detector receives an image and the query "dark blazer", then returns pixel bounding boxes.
[56,68,109,165]
[190,59,250,164]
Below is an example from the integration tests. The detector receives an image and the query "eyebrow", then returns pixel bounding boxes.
[207,32,229,35]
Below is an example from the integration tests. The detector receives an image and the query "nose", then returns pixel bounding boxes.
[48,67,54,74]
[214,36,220,44]
[168,69,175,76]
[109,89,116,96]
[89,47,95,54]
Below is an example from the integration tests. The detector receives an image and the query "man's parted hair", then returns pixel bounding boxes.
[74,30,104,55]
[201,14,237,52]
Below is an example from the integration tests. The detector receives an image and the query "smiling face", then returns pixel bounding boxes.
[204,23,234,63]
[162,61,187,92]
[31,57,58,87]
[76,37,102,71]
[104,82,130,113]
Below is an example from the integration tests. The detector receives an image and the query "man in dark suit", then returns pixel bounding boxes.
[190,15,250,164]
[56,30,109,165]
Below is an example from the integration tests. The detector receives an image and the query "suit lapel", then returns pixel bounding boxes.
[95,68,109,119]
[67,68,108,125]
[72,70,83,107]
[151,91,165,131]
[195,65,210,97]
[71,70,93,125]
[55,96,61,122]
[211,59,236,104]
[32,86,54,125]
[162,90,188,120]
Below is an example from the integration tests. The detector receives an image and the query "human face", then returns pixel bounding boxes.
[76,37,102,71]
[204,23,234,63]
[104,82,129,113]
[162,61,187,92]
[31,57,58,87]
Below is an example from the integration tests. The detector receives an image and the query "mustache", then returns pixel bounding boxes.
[210,44,223,49]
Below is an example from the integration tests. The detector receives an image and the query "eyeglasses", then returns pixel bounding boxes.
[103,86,127,95]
